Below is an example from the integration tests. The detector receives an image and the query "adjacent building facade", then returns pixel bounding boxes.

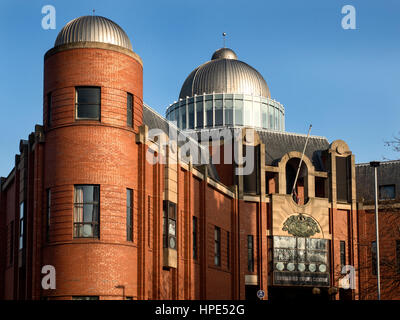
[0,15,397,300]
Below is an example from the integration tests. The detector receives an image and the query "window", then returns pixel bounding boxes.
[73,185,100,238]
[340,241,346,268]
[214,226,221,266]
[193,216,198,260]
[9,221,14,265]
[234,100,243,125]
[127,93,133,127]
[225,99,233,125]
[126,189,133,241]
[163,201,176,249]
[205,100,213,127]
[248,235,254,272]
[47,92,52,127]
[371,241,377,275]
[72,296,99,300]
[196,101,203,128]
[336,156,350,202]
[379,185,395,200]
[46,189,51,242]
[227,231,230,269]
[75,87,101,120]
[188,104,194,129]
[396,240,400,274]
[215,99,223,126]
[19,202,25,250]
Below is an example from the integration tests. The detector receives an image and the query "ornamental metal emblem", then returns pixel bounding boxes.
[282,214,320,237]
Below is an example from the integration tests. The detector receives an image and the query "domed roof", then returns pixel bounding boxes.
[54,15,133,51]
[179,48,270,99]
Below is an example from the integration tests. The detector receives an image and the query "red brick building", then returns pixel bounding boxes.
[0,15,397,300]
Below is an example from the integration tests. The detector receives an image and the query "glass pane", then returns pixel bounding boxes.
[188,103,194,129]
[215,99,223,126]
[180,104,186,129]
[205,100,213,127]
[76,87,100,104]
[196,102,203,128]
[168,219,176,236]
[225,99,233,125]
[77,104,100,119]
[244,100,252,126]
[262,104,268,128]
[234,99,243,125]
[253,102,261,127]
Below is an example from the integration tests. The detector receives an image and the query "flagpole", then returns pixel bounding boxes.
[291,125,312,202]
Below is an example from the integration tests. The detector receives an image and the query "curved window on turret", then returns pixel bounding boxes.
[205,99,213,127]
[225,98,233,125]
[235,99,243,125]
[215,98,223,126]
[188,103,194,129]
[196,97,204,128]
[75,87,101,120]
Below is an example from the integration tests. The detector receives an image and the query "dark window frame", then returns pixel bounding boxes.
[127,93,133,128]
[73,185,100,239]
[19,202,25,250]
[340,240,346,269]
[214,226,221,266]
[371,241,377,275]
[193,216,198,260]
[379,184,396,200]
[126,189,133,242]
[163,201,177,250]
[248,235,254,272]
[75,86,101,121]
[46,189,51,242]
[9,221,14,265]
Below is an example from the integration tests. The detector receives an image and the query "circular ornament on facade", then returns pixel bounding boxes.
[287,263,295,271]
[276,262,285,271]
[309,264,316,272]
[319,264,327,273]
[336,145,345,154]
[298,263,306,272]
[169,237,176,249]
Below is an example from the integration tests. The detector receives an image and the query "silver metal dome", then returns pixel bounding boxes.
[55,16,133,51]
[179,48,270,99]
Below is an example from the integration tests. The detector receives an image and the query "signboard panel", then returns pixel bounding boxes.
[272,236,330,287]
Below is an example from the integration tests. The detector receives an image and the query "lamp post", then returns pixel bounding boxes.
[370,161,381,300]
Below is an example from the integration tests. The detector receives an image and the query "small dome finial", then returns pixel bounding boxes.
[211,47,238,60]
[222,32,227,48]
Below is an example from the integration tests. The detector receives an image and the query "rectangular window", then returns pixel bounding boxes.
[9,221,14,265]
[180,104,187,129]
[396,240,400,274]
[46,189,51,242]
[75,87,101,120]
[47,92,52,127]
[19,202,24,250]
[248,235,254,272]
[215,99,223,126]
[72,296,99,300]
[234,100,243,125]
[336,156,350,202]
[188,103,194,129]
[205,100,213,127]
[196,101,203,128]
[73,185,100,238]
[340,240,346,268]
[227,231,230,269]
[214,226,221,266]
[192,216,197,259]
[127,93,133,127]
[225,99,233,125]
[163,201,177,249]
[126,189,133,241]
[371,241,377,275]
[379,185,396,200]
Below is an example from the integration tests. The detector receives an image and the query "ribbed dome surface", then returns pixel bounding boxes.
[55,15,133,51]
[179,48,270,99]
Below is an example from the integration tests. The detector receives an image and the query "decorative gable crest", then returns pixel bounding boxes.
[282,214,320,237]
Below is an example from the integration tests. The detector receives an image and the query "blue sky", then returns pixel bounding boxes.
[0,0,399,176]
